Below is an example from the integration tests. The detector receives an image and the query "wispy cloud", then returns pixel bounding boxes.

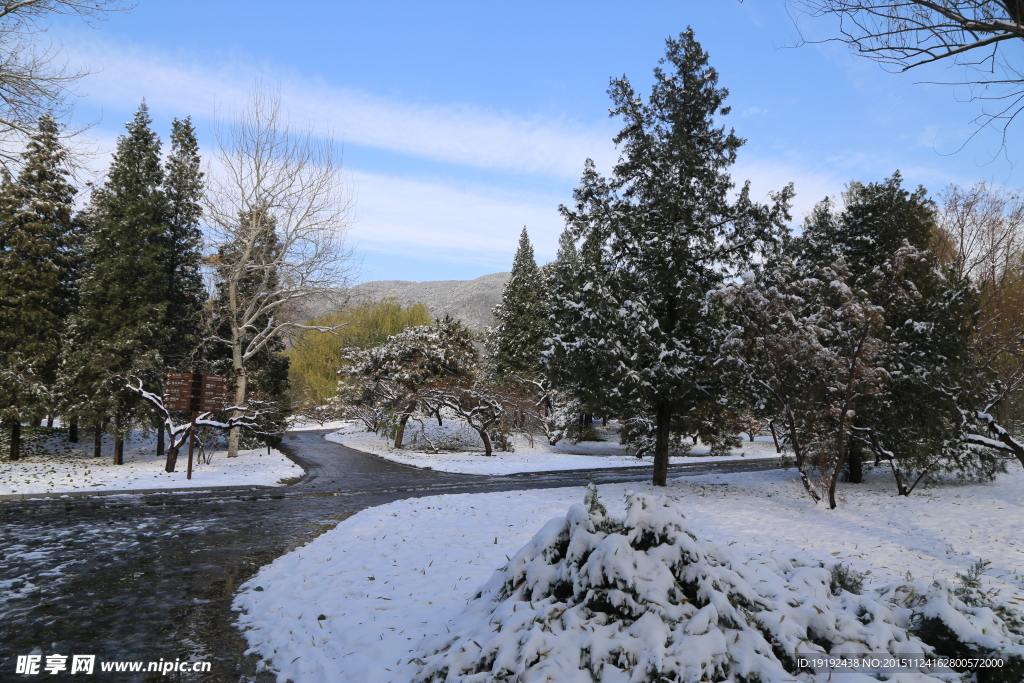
[64,35,616,180]
[350,171,565,268]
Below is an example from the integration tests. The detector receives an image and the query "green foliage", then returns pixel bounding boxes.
[60,103,207,440]
[0,115,79,424]
[289,298,432,405]
[800,174,985,484]
[547,29,792,481]
[829,563,869,595]
[159,116,205,370]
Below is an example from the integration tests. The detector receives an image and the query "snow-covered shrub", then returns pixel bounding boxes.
[411,485,1024,682]
[829,563,868,596]
[544,392,592,446]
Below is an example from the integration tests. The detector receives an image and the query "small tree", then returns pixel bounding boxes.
[204,84,356,456]
[487,227,548,376]
[342,317,477,448]
[288,299,431,410]
[419,382,527,456]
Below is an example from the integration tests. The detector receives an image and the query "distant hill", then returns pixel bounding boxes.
[342,272,510,331]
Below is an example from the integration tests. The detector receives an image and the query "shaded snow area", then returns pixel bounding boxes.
[234,467,1024,682]
[0,428,302,495]
[326,421,779,475]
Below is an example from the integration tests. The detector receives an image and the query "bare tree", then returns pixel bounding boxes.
[935,182,1024,435]
[790,1,1024,141]
[0,0,129,164]
[205,84,357,457]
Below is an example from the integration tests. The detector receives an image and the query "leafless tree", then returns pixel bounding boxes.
[204,83,357,457]
[0,1,130,165]
[935,182,1024,434]
[790,1,1024,143]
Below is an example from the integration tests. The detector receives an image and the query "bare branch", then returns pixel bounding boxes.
[203,81,358,456]
[791,0,1024,142]
[0,0,132,165]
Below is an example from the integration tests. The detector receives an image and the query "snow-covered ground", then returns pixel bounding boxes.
[233,466,1024,683]
[0,428,303,496]
[326,421,780,475]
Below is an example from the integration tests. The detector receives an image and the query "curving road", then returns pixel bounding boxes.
[0,430,782,682]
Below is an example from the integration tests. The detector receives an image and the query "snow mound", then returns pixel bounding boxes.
[410,485,1024,682]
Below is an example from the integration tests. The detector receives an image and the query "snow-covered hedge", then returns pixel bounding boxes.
[410,485,1024,682]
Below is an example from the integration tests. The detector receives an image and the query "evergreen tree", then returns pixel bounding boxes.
[60,102,169,464]
[488,227,547,376]
[796,174,981,490]
[548,30,792,486]
[0,115,79,460]
[160,116,205,369]
[548,228,581,295]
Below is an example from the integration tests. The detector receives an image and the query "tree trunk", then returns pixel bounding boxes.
[394,412,411,449]
[435,409,443,426]
[30,416,42,427]
[69,418,78,443]
[8,421,20,461]
[46,412,54,428]
[112,417,124,465]
[827,416,852,509]
[227,369,247,458]
[846,441,864,484]
[768,420,781,453]
[165,442,179,473]
[476,427,493,456]
[156,418,165,457]
[653,401,671,487]
[93,422,102,458]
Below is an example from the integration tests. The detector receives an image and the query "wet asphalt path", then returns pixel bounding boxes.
[0,431,783,682]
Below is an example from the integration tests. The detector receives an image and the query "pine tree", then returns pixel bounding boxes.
[160,117,205,369]
[0,115,79,460]
[60,102,169,464]
[548,30,792,486]
[488,227,547,376]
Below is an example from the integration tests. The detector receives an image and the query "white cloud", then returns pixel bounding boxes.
[64,36,615,180]
[732,158,846,223]
[349,171,565,268]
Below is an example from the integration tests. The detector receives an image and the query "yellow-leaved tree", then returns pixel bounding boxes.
[288,299,431,417]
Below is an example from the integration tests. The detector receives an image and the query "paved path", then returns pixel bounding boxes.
[0,431,783,682]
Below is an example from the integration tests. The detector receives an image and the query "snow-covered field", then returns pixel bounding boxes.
[326,421,780,475]
[233,466,1024,682]
[0,428,303,496]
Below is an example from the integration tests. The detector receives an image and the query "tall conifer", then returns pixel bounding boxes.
[60,102,169,464]
[0,115,79,460]
[160,117,205,369]
[548,30,792,485]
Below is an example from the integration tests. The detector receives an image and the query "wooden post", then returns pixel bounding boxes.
[187,410,197,480]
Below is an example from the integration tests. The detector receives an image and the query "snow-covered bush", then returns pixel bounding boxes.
[411,485,1024,682]
[829,563,868,596]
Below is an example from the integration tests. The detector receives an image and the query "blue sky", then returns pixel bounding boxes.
[52,1,1023,282]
